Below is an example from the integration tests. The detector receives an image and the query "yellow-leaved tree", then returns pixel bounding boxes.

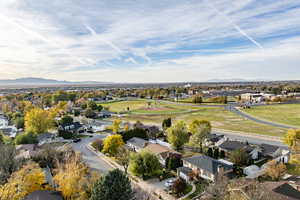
[54,153,99,200]
[102,134,124,156]
[25,107,53,134]
[0,162,52,200]
[283,129,300,152]
[112,119,122,134]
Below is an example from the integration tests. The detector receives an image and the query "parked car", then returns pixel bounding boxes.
[73,138,81,143]
[164,178,176,188]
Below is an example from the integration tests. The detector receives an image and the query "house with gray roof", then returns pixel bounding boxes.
[179,155,233,182]
[126,137,148,152]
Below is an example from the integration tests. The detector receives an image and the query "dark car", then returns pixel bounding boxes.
[73,138,81,143]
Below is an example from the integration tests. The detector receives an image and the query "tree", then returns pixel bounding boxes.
[54,153,98,200]
[188,120,211,152]
[0,133,3,144]
[129,150,162,179]
[162,118,172,131]
[91,139,104,152]
[112,119,122,134]
[207,148,213,157]
[0,162,51,200]
[122,128,148,142]
[192,94,203,104]
[90,169,134,200]
[102,134,124,156]
[0,144,23,184]
[15,131,38,144]
[220,150,226,159]
[14,117,24,129]
[265,160,287,181]
[25,108,53,134]
[283,129,300,152]
[172,178,187,195]
[59,115,74,126]
[166,154,182,170]
[87,101,98,110]
[116,146,130,174]
[167,121,189,150]
[85,108,96,118]
[214,148,219,159]
[229,148,250,166]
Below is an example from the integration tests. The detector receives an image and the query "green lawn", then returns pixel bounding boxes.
[114,106,287,137]
[183,182,206,200]
[243,104,300,127]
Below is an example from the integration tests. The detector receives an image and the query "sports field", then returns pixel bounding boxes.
[243,104,300,127]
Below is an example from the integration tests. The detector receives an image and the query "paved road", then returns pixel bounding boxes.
[226,104,296,129]
[72,134,112,174]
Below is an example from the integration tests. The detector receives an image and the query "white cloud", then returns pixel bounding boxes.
[0,0,299,82]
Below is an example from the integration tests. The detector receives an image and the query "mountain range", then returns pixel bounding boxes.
[0,78,110,86]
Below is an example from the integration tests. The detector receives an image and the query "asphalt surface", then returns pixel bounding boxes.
[71,134,112,174]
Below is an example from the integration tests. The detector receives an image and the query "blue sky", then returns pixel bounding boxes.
[0,0,300,82]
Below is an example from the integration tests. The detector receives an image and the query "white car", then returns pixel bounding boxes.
[164,178,176,188]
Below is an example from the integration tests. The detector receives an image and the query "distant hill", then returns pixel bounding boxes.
[0,78,111,86]
[206,78,269,83]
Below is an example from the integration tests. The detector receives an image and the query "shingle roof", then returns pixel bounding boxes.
[127,137,147,149]
[24,190,63,200]
[219,140,254,152]
[260,143,280,157]
[273,183,300,200]
[183,155,233,175]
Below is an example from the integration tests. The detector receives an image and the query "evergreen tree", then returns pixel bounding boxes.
[90,169,134,200]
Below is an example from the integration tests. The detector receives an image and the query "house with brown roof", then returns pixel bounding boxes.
[143,143,181,166]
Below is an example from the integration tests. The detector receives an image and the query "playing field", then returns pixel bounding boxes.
[243,104,300,127]
[106,100,287,137]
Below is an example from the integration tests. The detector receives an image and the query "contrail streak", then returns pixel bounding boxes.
[207,1,263,49]
[0,14,87,65]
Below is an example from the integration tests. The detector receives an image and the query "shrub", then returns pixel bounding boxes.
[122,128,148,142]
[15,132,38,145]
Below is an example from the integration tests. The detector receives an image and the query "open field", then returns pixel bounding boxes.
[100,100,201,114]
[243,104,300,127]
[106,101,287,137]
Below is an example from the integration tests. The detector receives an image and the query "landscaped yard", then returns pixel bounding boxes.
[183,182,207,200]
[243,104,300,127]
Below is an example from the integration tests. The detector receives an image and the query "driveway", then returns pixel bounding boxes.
[71,134,112,174]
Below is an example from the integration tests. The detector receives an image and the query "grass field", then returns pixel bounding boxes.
[106,100,287,137]
[243,104,300,127]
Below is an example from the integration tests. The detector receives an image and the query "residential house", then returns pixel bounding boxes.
[144,143,181,166]
[126,137,148,152]
[37,133,55,146]
[98,110,113,118]
[59,122,83,134]
[0,126,18,138]
[218,140,259,160]
[264,181,300,200]
[258,143,290,163]
[179,155,233,182]
[205,134,226,147]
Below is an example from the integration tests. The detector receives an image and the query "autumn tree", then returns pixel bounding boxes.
[167,121,189,150]
[229,148,250,166]
[0,144,23,184]
[54,153,98,200]
[112,119,122,134]
[283,129,300,152]
[265,160,287,181]
[188,120,211,152]
[0,162,51,200]
[102,134,124,156]
[116,146,130,174]
[129,150,162,179]
[90,169,134,200]
[25,107,53,134]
